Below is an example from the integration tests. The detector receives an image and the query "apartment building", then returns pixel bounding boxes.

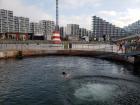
[124,20,140,35]
[14,16,30,33]
[65,24,80,36]
[92,16,127,40]
[0,9,14,33]
[30,22,43,35]
[39,20,55,40]
[79,28,93,37]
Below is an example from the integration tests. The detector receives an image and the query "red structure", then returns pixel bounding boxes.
[7,32,29,40]
[52,31,61,44]
[16,33,20,40]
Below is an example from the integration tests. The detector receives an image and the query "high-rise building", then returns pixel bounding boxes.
[92,16,127,40]
[30,22,43,35]
[0,9,14,33]
[0,9,57,40]
[39,20,55,40]
[87,30,93,38]
[14,16,29,33]
[124,20,140,35]
[79,28,93,41]
[65,24,79,36]
[79,28,90,38]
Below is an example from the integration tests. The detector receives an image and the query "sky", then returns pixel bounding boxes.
[1,0,140,30]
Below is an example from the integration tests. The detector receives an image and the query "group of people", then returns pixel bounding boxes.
[117,36,140,53]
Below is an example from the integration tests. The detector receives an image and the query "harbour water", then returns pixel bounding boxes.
[0,56,140,105]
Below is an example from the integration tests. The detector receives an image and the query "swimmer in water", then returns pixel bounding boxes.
[62,72,70,79]
[62,72,66,76]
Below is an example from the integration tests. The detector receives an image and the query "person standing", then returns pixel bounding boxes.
[117,41,124,53]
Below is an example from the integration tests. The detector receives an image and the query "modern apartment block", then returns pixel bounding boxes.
[30,22,43,36]
[79,28,87,38]
[78,28,93,41]
[14,16,30,33]
[39,20,55,40]
[0,9,56,40]
[92,16,127,40]
[79,28,92,37]
[0,9,14,33]
[65,24,80,36]
[124,20,140,35]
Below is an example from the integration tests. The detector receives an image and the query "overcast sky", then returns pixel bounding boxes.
[1,0,140,29]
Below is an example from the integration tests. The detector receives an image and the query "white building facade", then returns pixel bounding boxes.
[14,16,30,33]
[0,9,14,33]
[65,24,80,36]
[30,22,43,36]
[39,20,55,40]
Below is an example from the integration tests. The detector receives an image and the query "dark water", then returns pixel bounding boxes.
[0,56,140,105]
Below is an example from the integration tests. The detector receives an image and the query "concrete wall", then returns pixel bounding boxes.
[0,50,136,65]
[0,50,18,58]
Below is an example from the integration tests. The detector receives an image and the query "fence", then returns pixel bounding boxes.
[0,43,118,53]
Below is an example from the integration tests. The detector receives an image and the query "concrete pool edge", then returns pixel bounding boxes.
[0,50,135,65]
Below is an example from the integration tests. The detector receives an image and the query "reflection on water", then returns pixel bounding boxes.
[0,56,139,105]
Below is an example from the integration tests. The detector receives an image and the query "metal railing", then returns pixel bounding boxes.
[2,40,140,55]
